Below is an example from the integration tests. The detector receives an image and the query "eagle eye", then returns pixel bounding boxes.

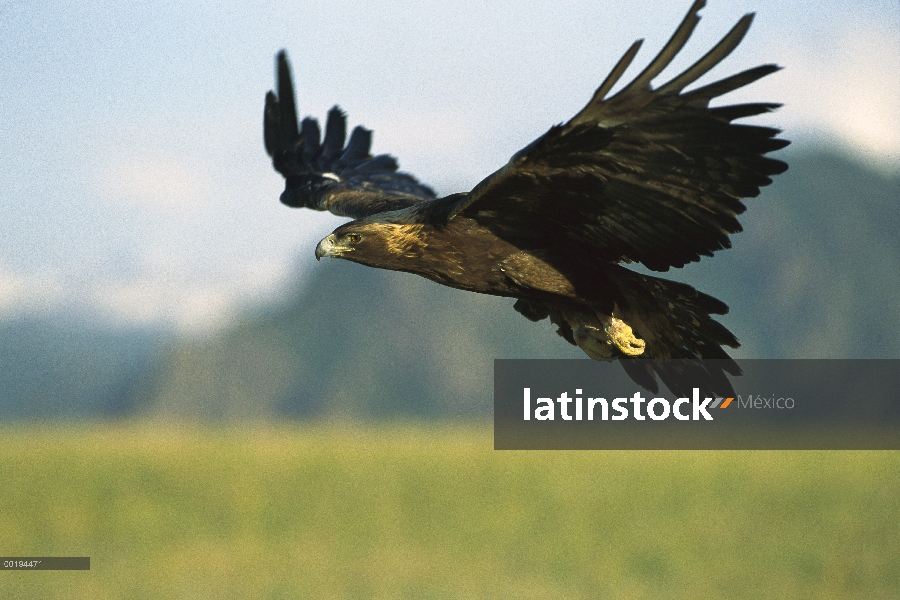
[347,233,362,244]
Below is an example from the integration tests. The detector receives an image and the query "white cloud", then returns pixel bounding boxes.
[92,279,231,331]
[87,109,271,216]
[760,21,900,170]
[96,153,215,213]
[91,122,219,213]
[88,252,293,334]
[0,264,65,318]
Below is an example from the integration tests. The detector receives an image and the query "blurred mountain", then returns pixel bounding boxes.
[0,317,163,419]
[143,261,583,421]
[2,147,898,420]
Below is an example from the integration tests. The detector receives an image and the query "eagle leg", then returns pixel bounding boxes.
[602,316,646,357]
[561,307,646,360]
[573,325,617,361]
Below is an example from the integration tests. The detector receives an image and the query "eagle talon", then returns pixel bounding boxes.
[568,313,645,361]
[604,317,646,356]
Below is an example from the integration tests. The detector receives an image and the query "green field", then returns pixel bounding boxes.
[0,425,897,599]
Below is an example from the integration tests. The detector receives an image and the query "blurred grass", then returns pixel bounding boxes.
[0,424,897,599]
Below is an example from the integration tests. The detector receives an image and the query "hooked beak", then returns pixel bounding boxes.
[315,234,338,261]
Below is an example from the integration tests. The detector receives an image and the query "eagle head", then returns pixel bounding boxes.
[315,220,426,266]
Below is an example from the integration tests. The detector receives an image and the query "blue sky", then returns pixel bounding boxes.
[0,0,897,332]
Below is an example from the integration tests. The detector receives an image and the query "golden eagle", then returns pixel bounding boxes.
[263,0,788,397]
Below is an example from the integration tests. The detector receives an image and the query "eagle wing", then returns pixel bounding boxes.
[264,52,437,219]
[416,0,789,272]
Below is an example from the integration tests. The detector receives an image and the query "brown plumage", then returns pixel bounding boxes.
[264,0,789,396]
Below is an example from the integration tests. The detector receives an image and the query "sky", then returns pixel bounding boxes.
[0,0,897,334]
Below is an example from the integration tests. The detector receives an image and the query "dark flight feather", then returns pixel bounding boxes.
[587,39,644,107]
[614,0,705,98]
[264,51,436,217]
[413,2,787,273]
[263,2,789,397]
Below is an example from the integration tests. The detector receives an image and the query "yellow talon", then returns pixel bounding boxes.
[605,318,646,356]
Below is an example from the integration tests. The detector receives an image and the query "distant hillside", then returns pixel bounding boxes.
[142,148,900,420]
[144,262,583,421]
[0,317,163,418]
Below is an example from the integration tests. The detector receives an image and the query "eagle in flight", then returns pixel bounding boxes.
[263,0,788,397]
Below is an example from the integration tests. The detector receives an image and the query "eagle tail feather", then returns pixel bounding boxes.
[605,265,741,397]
